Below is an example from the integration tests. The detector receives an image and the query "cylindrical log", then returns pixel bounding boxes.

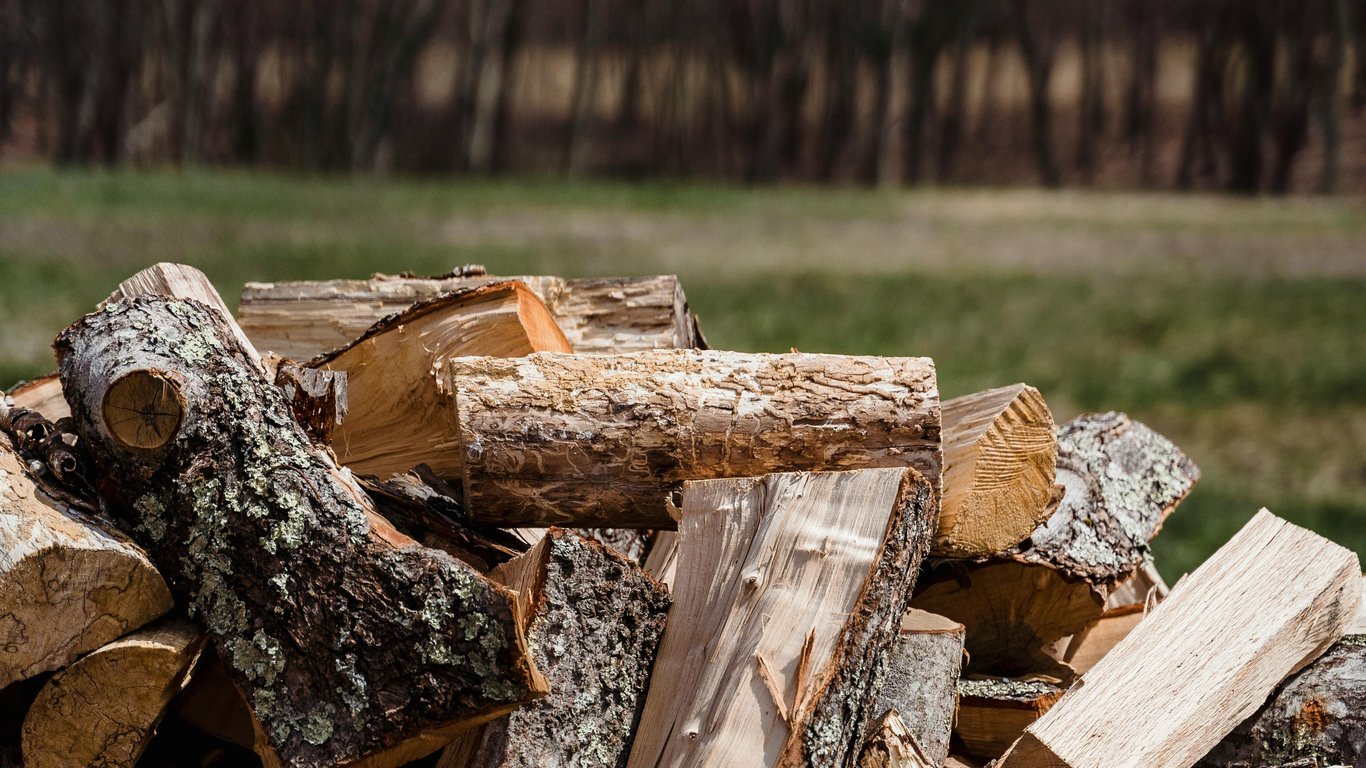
[56,296,544,768]
[450,351,940,527]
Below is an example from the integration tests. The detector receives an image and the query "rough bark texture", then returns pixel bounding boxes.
[55,296,544,768]
[866,609,963,767]
[954,678,1063,763]
[21,620,204,768]
[313,280,572,480]
[237,269,702,360]
[1011,412,1200,586]
[997,511,1361,768]
[442,529,671,768]
[105,262,264,370]
[938,384,1058,558]
[911,561,1103,678]
[627,467,936,768]
[1197,633,1366,768]
[0,432,172,688]
[452,351,940,528]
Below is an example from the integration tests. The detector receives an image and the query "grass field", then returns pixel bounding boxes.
[1,168,1363,579]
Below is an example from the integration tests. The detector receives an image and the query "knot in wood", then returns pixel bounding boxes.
[103,370,184,451]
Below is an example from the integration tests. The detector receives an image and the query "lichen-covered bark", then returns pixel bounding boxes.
[452,351,940,528]
[451,530,671,768]
[1196,634,1366,768]
[1012,412,1199,585]
[782,470,937,768]
[56,297,542,768]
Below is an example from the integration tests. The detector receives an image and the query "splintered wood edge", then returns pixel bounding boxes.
[102,370,185,450]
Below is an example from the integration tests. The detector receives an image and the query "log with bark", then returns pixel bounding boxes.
[0,431,172,688]
[1010,412,1199,586]
[451,351,940,528]
[953,678,1064,763]
[440,528,671,768]
[866,609,964,768]
[997,510,1361,768]
[938,384,1058,558]
[314,280,572,480]
[21,620,204,768]
[237,268,702,359]
[626,466,937,768]
[55,295,545,768]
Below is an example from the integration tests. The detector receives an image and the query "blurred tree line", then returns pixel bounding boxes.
[0,0,1360,192]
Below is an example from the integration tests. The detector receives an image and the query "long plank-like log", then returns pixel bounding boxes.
[997,510,1361,768]
[0,432,172,687]
[56,296,544,768]
[627,467,937,768]
[865,609,963,768]
[440,528,671,768]
[1010,412,1199,585]
[21,620,204,768]
[451,351,940,528]
[238,269,701,359]
[938,384,1058,557]
[313,280,571,479]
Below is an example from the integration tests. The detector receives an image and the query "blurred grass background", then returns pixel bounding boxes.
[1,168,1363,579]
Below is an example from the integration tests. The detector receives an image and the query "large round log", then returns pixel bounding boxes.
[56,296,544,768]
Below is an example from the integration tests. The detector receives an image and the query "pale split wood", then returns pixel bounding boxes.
[866,609,964,767]
[4,374,69,421]
[938,384,1057,557]
[997,509,1362,768]
[21,619,204,768]
[0,433,172,688]
[237,271,701,359]
[313,280,571,479]
[626,467,936,768]
[858,711,934,768]
[452,351,941,528]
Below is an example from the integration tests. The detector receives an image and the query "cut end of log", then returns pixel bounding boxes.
[103,370,185,450]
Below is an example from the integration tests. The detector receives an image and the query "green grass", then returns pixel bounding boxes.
[2,167,1363,580]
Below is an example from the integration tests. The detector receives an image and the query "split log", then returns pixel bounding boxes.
[169,649,279,766]
[314,280,572,479]
[0,432,172,687]
[238,269,702,359]
[1011,412,1199,585]
[626,467,937,768]
[21,620,204,768]
[4,374,69,421]
[105,261,264,369]
[954,678,1064,763]
[440,528,671,768]
[938,384,1058,557]
[866,609,963,768]
[997,510,1362,768]
[56,296,545,768]
[451,351,941,528]
[858,711,934,768]
[911,561,1103,677]
[1196,575,1366,768]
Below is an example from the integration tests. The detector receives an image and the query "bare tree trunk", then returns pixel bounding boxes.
[562,0,603,176]
[1228,3,1275,193]
[468,0,519,174]
[1014,0,1061,187]
[936,22,972,180]
[1318,0,1348,193]
[1123,0,1157,184]
[1076,0,1107,180]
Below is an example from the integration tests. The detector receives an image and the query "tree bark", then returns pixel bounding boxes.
[0,431,172,688]
[450,351,940,528]
[56,296,544,768]
[997,511,1361,768]
[867,609,964,768]
[440,528,671,768]
[626,467,937,768]
[21,620,204,768]
[955,678,1064,763]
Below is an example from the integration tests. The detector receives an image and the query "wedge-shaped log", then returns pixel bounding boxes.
[0,433,172,687]
[239,270,702,359]
[1011,412,1199,585]
[858,711,934,768]
[314,280,571,479]
[452,352,940,528]
[441,528,671,768]
[954,679,1063,763]
[938,384,1057,557]
[21,620,203,768]
[866,609,963,768]
[56,296,544,768]
[627,467,937,768]
[997,510,1361,768]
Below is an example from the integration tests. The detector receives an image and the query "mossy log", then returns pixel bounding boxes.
[441,528,671,768]
[450,351,940,528]
[56,296,545,768]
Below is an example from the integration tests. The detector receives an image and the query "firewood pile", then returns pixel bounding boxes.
[1,262,1362,768]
